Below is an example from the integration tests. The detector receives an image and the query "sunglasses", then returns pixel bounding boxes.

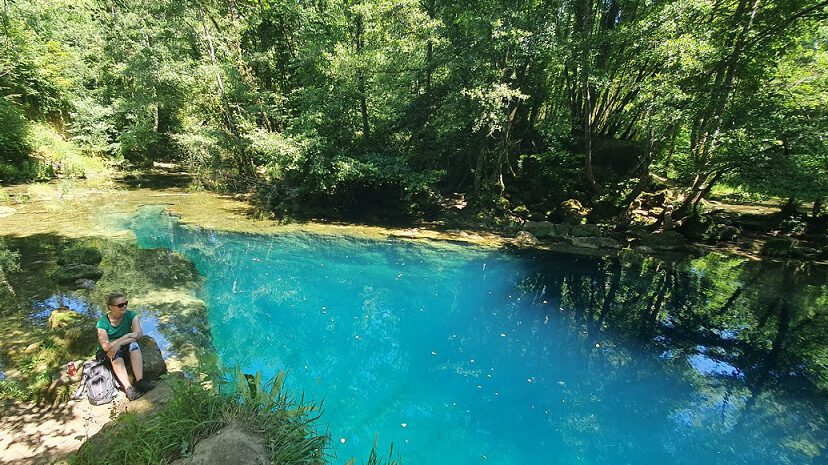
[111,301,129,308]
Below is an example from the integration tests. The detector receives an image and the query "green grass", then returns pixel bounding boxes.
[28,123,112,179]
[709,183,769,203]
[69,368,399,465]
[0,123,114,184]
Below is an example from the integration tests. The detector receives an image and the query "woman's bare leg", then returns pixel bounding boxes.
[110,357,132,389]
[129,347,144,383]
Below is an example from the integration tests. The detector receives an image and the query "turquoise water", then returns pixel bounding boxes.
[129,207,827,465]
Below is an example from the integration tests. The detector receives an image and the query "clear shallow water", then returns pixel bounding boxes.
[129,207,827,465]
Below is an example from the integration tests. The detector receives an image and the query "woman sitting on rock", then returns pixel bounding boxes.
[95,293,154,400]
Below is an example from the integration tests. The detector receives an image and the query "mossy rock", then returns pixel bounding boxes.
[524,221,557,238]
[57,246,103,266]
[711,224,741,242]
[171,425,268,465]
[51,263,104,284]
[570,236,622,250]
[48,307,84,330]
[637,190,668,210]
[639,231,688,251]
[678,214,714,241]
[514,231,539,246]
[570,224,603,237]
[512,205,530,219]
[551,199,589,225]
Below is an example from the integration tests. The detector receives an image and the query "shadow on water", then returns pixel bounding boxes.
[507,248,828,463]
[116,172,193,190]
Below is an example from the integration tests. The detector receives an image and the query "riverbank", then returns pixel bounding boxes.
[4,166,824,265]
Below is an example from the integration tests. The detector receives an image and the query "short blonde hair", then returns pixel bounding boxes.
[105,293,125,305]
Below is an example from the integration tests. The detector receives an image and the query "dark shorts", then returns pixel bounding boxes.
[96,342,140,365]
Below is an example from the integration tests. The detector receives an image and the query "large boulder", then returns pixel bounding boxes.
[524,221,558,238]
[638,231,688,252]
[110,335,167,384]
[51,263,104,285]
[135,336,167,381]
[569,224,603,237]
[551,199,589,225]
[171,425,268,465]
[514,231,539,246]
[570,236,622,250]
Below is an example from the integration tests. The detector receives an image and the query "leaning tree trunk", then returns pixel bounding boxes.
[577,0,601,195]
[197,2,250,180]
[354,11,370,138]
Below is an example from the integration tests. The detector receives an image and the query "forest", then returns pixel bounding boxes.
[1,0,827,228]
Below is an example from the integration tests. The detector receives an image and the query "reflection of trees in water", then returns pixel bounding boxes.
[519,251,827,462]
[0,234,212,371]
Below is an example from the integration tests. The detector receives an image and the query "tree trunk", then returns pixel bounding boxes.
[678,0,761,221]
[473,129,486,197]
[576,0,600,194]
[198,3,237,139]
[197,2,249,179]
[425,0,435,102]
[354,12,370,138]
[812,197,823,218]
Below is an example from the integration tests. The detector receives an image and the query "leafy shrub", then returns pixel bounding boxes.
[0,99,31,162]
[248,129,442,220]
[68,96,115,156]
[28,123,109,179]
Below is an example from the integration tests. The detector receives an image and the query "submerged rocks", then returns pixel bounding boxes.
[48,307,84,330]
[51,246,104,287]
[52,263,104,285]
[57,247,102,266]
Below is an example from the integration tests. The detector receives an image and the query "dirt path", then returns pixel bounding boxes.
[0,381,173,465]
[1,397,118,465]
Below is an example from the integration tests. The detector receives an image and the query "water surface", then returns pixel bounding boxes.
[130,207,827,465]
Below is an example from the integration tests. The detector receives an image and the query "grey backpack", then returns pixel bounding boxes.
[72,361,118,405]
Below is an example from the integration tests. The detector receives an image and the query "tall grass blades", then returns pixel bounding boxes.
[70,369,396,465]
